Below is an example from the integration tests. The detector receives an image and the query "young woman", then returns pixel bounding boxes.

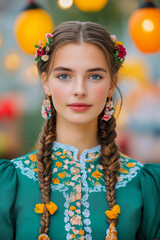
[0,21,160,240]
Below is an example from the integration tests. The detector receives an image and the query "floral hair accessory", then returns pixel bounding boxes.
[110,35,127,67]
[34,201,58,215]
[105,205,120,240]
[105,204,120,220]
[34,33,53,62]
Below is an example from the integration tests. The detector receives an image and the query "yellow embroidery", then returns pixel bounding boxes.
[33,168,38,173]
[52,178,59,184]
[70,206,76,210]
[79,230,85,235]
[92,170,101,179]
[56,161,62,168]
[29,154,37,162]
[126,163,135,168]
[105,204,120,220]
[58,172,65,178]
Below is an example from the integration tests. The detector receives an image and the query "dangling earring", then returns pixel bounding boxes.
[41,95,52,120]
[102,97,115,122]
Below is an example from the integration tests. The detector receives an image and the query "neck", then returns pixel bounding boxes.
[56,116,99,156]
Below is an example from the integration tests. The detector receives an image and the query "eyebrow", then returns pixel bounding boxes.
[53,66,107,73]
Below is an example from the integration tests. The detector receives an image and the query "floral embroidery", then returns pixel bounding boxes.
[11,141,144,239]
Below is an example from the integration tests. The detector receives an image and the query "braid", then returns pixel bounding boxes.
[98,113,120,225]
[36,96,56,234]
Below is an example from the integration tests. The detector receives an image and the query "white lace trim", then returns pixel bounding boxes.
[80,155,92,240]
[52,141,101,162]
[11,160,38,182]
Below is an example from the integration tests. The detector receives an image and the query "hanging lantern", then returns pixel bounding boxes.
[74,0,109,12]
[14,1,54,55]
[128,0,160,53]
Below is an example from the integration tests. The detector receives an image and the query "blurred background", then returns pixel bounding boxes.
[0,0,160,163]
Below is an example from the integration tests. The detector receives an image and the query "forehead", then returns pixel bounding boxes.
[52,42,109,70]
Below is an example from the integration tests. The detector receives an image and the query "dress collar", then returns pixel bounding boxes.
[52,141,101,162]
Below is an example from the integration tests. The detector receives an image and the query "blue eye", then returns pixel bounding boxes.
[58,74,69,80]
[90,74,102,80]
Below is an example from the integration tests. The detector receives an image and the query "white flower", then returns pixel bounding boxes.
[63,164,68,169]
[24,160,30,165]
[41,54,49,61]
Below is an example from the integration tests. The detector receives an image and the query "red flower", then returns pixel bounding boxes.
[118,45,126,58]
[37,48,45,57]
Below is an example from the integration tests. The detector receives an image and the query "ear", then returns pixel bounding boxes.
[108,74,118,97]
[41,72,51,96]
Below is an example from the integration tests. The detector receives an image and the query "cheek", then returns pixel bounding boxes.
[51,84,68,103]
[92,86,109,102]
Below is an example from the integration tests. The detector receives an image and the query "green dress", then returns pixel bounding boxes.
[0,141,160,240]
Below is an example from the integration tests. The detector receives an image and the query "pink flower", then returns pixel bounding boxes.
[37,48,45,57]
[118,45,126,58]
[46,33,53,40]
[102,114,111,121]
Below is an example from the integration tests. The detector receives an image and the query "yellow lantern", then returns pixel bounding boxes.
[74,0,109,12]
[128,1,160,53]
[14,3,54,55]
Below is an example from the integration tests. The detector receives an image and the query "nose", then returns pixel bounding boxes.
[72,78,87,97]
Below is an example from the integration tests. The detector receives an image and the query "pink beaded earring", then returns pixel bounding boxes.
[102,97,115,122]
[41,96,52,120]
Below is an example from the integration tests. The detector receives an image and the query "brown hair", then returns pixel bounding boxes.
[36,21,123,236]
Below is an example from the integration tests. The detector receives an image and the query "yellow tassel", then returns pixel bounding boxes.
[35,201,57,215]
[105,204,120,220]
[105,223,118,240]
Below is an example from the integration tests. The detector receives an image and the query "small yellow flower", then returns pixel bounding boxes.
[52,178,59,184]
[60,155,65,159]
[38,40,46,48]
[66,181,69,185]
[105,204,120,220]
[56,161,62,168]
[124,170,129,174]
[92,170,102,179]
[70,234,76,239]
[29,154,37,162]
[46,201,58,215]
[35,203,44,213]
[118,167,123,172]
[94,182,100,185]
[115,40,123,45]
[58,172,65,178]
[70,206,76,210]
[126,163,135,168]
[79,230,84,235]
[33,168,38,173]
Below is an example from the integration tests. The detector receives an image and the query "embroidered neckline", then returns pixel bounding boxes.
[52,141,101,162]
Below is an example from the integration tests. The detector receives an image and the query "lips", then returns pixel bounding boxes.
[68,103,91,107]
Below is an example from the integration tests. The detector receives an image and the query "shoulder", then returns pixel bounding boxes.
[115,152,143,189]
[118,152,143,174]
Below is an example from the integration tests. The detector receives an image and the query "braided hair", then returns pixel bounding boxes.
[36,21,123,236]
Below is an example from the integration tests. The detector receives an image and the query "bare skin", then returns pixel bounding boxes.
[41,42,117,159]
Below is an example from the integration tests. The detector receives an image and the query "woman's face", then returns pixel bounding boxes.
[42,42,117,125]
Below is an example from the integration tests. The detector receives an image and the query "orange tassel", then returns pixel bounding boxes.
[105,223,118,240]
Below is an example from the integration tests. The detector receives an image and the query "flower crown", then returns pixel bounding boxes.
[34,33,126,67]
